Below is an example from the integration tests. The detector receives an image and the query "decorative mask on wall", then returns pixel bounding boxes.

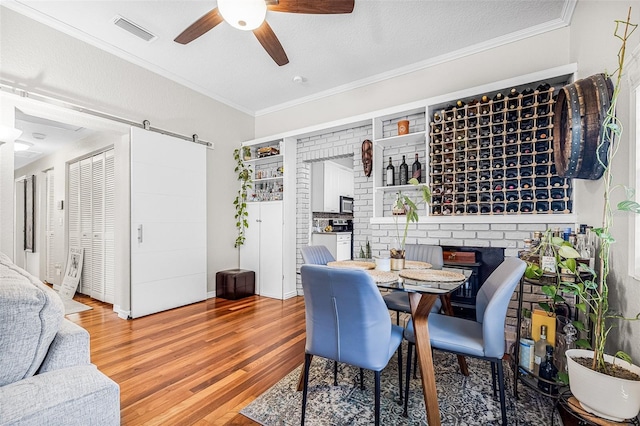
[361,139,372,177]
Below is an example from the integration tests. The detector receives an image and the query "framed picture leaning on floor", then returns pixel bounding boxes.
[24,175,35,252]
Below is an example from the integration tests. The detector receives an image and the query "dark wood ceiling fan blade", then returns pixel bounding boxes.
[174,8,224,44]
[253,21,289,66]
[268,0,354,14]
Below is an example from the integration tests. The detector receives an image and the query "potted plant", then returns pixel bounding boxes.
[242,146,252,161]
[390,178,431,270]
[233,148,253,254]
[525,11,640,421]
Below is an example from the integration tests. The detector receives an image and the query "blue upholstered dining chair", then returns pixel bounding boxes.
[383,244,444,324]
[402,256,526,424]
[300,264,404,426]
[301,245,335,265]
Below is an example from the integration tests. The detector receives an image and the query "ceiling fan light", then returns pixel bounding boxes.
[218,0,267,31]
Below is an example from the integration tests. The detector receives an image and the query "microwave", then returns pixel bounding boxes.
[339,196,354,214]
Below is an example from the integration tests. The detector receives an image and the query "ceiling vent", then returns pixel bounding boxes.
[113,16,157,42]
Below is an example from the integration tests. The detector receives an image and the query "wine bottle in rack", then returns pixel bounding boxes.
[521,190,533,201]
[468,117,477,127]
[507,88,520,109]
[522,88,535,106]
[455,206,465,215]
[467,204,479,214]
[468,99,479,117]
[467,193,478,202]
[536,116,550,128]
[537,82,551,102]
[444,104,455,121]
[506,191,518,202]
[493,204,505,213]
[399,155,409,185]
[522,106,535,118]
[521,119,534,130]
[551,188,565,199]
[535,189,549,199]
[412,153,422,182]
[537,104,550,115]
[521,202,533,213]
[480,204,491,214]
[550,176,564,187]
[492,93,505,111]
[536,201,549,212]
[386,157,395,186]
[493,193,505,202]
[455,100,466,119]
[507,202,518,213]
[433,112,443,123]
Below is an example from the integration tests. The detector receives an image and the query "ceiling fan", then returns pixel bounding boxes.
[174,0,355,66]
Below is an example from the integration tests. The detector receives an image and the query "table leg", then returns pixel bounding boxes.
[409,292,441,426]
[439,294,470,376]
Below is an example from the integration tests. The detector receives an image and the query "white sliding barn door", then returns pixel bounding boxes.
[130,127,207,318]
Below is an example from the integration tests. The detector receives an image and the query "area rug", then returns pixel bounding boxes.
[61,297,92,315]
[241,346,561,425]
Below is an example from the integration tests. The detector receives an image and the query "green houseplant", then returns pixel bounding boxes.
[390,178,431,268]
[523,10,640,421]
[233,147,253,249]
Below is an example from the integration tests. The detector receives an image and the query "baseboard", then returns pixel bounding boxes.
[207,290,216,299]
[114,305,131,320]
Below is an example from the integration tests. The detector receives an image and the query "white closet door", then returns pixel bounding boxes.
[79,158,93,295]
[104,150,115,303]
[66,150,115,302]
[45,170,56,283]
[91,154,105,301]
[130,127,207,318]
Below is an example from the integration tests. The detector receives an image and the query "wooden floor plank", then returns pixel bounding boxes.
[67,294,307,425]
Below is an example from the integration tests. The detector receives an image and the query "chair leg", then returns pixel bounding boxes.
[396,310,400,325]
[496,360,507,425]
[301,354,312,426]
[403,342,413,417]
[491,361,498,398]
[413,348,418,379]
[360,368,364,390]
[374,370,381,426]
[397,342,403,406]
[334,361,338,386]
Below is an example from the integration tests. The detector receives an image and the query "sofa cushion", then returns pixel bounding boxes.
[0,253,64,386]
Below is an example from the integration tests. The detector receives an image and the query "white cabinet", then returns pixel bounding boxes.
[312,161,354,213]
[239,137,296,300]
[241,202,283,299]
[311,232,352,261]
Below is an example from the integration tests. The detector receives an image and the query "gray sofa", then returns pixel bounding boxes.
[0,252,120,425]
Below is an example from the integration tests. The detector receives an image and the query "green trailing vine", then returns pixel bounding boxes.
[391,178,431,259]
[233,147,253,248]
[524,10,640,379]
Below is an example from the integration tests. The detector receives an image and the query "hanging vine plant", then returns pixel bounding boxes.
[233,147,253,248]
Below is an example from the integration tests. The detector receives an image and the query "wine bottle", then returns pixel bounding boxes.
[433,112,443,123]
[492,93,504,112]
[534,325,548,375]
[412,153,422,182]
[455,100,466,119]
[522,88,535,106]
[538,345,559,394]
[541,241,556,273]
[399,155,408,185]
[386,157,395,186]
[507,88,520,109]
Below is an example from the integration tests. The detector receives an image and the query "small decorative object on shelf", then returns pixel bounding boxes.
[257,146,279,158]
[397,119,410,135]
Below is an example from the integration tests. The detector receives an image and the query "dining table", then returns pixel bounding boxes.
[298,260,471,426]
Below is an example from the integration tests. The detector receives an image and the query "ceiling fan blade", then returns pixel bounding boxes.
[253,21,289,66]
[174,8,224,44]
[267,0,354,14]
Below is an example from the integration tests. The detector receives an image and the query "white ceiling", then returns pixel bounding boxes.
[5,0,574,116]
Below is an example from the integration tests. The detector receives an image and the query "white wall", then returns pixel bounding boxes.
[0,7,255,299]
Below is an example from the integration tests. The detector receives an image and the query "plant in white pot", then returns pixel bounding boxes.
[390,178,431,270]
[554,10,640,421]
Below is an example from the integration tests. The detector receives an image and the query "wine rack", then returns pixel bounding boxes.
[429,84,572,216]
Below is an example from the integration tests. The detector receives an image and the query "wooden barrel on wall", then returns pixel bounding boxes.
[552,73,614,180]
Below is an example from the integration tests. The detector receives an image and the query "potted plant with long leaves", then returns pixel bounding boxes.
[526,10,640,421]
[390,178,431,269]
[233,148,253,257]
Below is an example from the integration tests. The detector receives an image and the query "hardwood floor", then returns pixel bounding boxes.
[67,294,307,425]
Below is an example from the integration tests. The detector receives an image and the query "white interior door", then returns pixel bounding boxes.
[240,203,261,293]
[130,127,207,318]
[258,202,283,299]
[45,169,56,283]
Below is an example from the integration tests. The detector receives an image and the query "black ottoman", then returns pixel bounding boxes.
[216,269,255,300]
